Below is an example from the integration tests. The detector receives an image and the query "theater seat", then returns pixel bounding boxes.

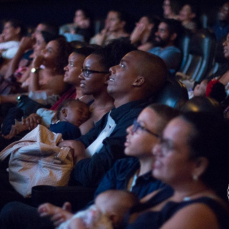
[155,77,188,109]
[179,29,216,82]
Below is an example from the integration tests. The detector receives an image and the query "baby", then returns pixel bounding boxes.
[191,79,226,103]
[38,190,139,229]
[2,99,89,140]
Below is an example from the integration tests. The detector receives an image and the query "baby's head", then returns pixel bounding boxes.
[95,190,139,228]
[194,79,226,103]
[193,79,208,97]
[57,99,89,126]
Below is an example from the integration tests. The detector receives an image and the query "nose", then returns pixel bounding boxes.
[79,72,85,80]
[126,125,133,135]
[64,65,68,71]
[223,40,227,46]
[109,65,117,75]
[152,143,163,157]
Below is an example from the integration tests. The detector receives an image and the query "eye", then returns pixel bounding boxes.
[120,63,125,68]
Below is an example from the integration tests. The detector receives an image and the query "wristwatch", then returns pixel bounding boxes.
[31,67,40,73]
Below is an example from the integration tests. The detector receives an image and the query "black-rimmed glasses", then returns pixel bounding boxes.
[81,68,110,78]
[132,119,159,138]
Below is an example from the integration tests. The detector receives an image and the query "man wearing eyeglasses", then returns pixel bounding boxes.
[58,50,167,189]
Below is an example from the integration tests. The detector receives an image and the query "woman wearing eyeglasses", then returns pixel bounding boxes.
[125,112,229,229]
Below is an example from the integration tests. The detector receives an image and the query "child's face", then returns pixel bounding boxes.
[59,104,89,127]
[193,80,208,97]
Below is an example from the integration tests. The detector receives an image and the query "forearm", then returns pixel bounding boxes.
[28,70,40,92]
[4,47,27,79]
[0,94,20,104]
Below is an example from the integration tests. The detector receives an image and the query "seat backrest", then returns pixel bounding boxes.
[154,77,188,109]
[178,33,191,72]
[179,29,216,82]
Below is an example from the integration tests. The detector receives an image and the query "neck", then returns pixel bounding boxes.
[93,89,114,108]
[172,180,211,201]
[138,157,154,176]
[113,92,148,108]
[75,86,83,99]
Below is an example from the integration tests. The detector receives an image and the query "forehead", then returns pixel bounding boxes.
[182,4,192,12]
[36,24,47,32]
[69,53,85,61]
[83,54,102,67]
[46,40,58,49]
[107,11,119,18]
[158,22,169,30]
[163,117,193,143]
[4,22,12,28]
[138,107,161,130]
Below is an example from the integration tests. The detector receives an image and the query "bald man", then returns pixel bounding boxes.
[0,51,168,229]
[59,50,167,187]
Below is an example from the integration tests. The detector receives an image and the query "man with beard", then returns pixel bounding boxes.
[148,18,183,75]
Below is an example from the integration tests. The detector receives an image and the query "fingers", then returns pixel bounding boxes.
[38,203,56,217]
[51,213,66,227]
[62,202,72,212]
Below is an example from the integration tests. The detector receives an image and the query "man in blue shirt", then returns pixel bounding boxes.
[149,19,183,75]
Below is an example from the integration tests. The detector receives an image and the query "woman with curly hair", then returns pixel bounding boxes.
[0,36,72,106]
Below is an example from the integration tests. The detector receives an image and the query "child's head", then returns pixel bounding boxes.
[194,79,226,103]
[56,99,89,126]
[193,79,208,97]
[95,190,139,228]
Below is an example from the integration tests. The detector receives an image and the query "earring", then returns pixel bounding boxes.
[193,175,198,181]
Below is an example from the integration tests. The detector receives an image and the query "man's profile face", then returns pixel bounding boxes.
[154,22,171,47]
[107,51,139,97]
[219,3,229,22]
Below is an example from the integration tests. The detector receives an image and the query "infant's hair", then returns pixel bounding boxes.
[56,99,88,120]
[97,190,139,214]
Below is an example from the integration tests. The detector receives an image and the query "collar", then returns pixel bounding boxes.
[110,99,151,122]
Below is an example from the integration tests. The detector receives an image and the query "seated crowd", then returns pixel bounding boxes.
[0,1,229,229]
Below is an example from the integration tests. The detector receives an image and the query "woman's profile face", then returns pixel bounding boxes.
[223,33,229,59]
[42,40,59,66]
[163,0,172,17]
[2,22,19,41]
[79,54,109,95]
[179,4,195,22]
[105,11,124,32]
[152,117,197,185]
[74,10,85,24]
[33,33,46,56]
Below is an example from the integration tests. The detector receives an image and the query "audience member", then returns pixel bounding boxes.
[162,0,180,20]
[0,103,177,229]
[213,2,229,41]
[38,190,138,229]
[148,18,183,74]
[3,99,89,140]
[125,112,229,228]
[0,20,27,76]
[130,15,160,51]
[59,9,93,43]
[178,3,198,33]
[90,10,129,46]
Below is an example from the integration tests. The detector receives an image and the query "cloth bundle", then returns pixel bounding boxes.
[0,125,73,197]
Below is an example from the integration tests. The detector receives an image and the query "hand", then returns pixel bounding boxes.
[130,23,146,44]
[19,37,35,51]
[22,113,40,130]
[32,55,44,68]
[2,119,28,139]
[58,140,86,163]
[38,202,73,228]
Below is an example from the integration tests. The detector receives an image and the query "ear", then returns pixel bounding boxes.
[133,76,145,87]
[109,213,120,226]
[170,33,177,41]
[192,157,209,178]
[61,108,68,117]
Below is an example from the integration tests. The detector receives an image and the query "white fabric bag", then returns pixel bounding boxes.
[0,125,74,198]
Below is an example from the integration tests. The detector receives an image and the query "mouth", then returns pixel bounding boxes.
[80,80,86,88]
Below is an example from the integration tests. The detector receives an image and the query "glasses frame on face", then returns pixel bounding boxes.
[132,119,159,138]
[81,68,110,78]
[156,137,175,157]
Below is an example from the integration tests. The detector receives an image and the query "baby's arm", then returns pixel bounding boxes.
[38,202,73,228]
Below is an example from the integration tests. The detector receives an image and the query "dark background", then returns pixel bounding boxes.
[0,0,227,31]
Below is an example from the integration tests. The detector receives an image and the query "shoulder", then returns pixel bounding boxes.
[161,201,223,229]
